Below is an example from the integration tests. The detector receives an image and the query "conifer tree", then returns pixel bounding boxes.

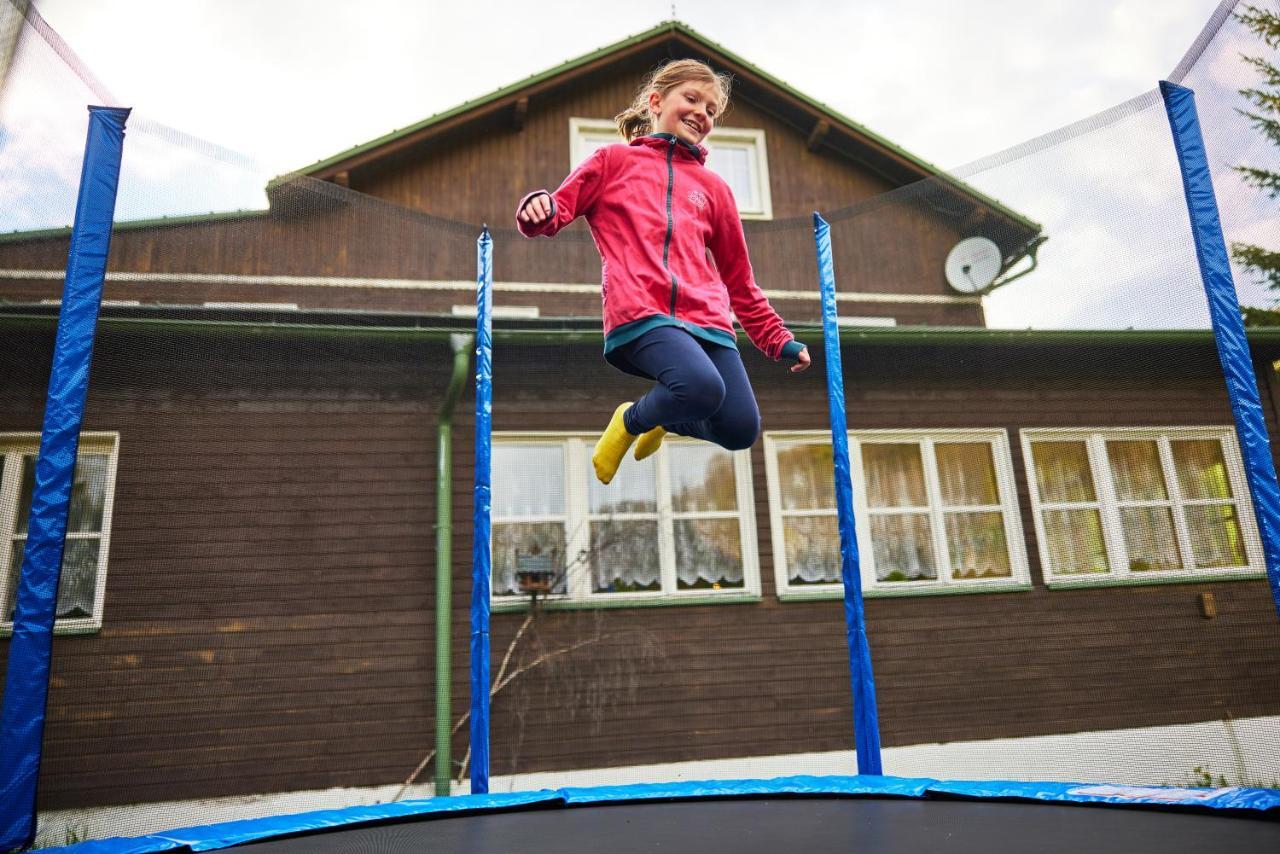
[1232,5,1280,325]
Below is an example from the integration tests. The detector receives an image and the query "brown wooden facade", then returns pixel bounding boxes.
[1,318,1279,809]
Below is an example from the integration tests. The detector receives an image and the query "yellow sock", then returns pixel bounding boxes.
[633,425,666,461]
[592,402,638,484]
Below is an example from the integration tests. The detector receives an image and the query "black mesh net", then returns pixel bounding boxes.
[0,0,1277,848]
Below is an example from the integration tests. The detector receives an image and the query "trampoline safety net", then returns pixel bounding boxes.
[0,0,1277,850]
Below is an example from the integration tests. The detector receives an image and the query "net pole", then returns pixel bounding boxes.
[0,104,130,851]
[1160,81,1280,621]
[814,212,883,774]
[469,226,494,794]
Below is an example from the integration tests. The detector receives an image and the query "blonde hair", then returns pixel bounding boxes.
[614,59,732,141]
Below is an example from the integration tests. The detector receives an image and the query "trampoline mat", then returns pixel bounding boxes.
[228,796,1280,853]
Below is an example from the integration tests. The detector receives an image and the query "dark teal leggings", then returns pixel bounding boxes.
[608,326,761,451]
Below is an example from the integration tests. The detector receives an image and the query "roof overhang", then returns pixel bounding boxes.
[2,304,1272,350]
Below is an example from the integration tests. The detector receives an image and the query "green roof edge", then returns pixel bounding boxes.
[2,310,1278,348]
[0,208,272,245]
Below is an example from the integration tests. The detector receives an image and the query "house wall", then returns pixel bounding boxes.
[3,329,1277,809]
[0,327,451,808]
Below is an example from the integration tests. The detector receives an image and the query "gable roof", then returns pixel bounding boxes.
[290,20,1039,235]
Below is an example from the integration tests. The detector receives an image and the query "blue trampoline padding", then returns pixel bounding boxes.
[47,791,563,854]
[469,227,495,795]
[813,211,883,775]
[43,775,1280,853]
[1160,79,1280,619]
[929,779,1280,812]
[0,104,131,854]
[557,774,937,804]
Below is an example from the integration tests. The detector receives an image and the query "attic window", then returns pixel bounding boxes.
[569,118,773,220]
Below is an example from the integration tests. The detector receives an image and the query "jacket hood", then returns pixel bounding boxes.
[630,132,707,163]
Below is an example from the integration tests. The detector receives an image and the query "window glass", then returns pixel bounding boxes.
[1106,440,1168,502]
[1027,432,1257,582]
[6,448,112,623]
[870,513,936,582]
[1172,440,1233,500]
[589,459,656,515]
[1032,441,1096,504]
[783,515,840,585]
[669,444,736,512]
[1184,505,1247,568]
[863,443,927,509]
[675,518,743,590]
[493,444,564,516]
[778,444,834,511]
[1043,508,1109,575]
[704,143,754,208]
[1119,506,1182,571]
[935,443,1000,506]
[492,437,754,601]
[944,511,1011,578]
[493,522,567,597]
[591,520,661,593]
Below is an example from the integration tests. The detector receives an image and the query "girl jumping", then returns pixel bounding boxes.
[516,59,810,485]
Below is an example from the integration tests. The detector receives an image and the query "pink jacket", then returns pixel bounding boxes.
[516,133,798,360]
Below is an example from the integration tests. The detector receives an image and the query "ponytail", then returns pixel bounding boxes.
[614,104,653,142]
[614,59,732,141]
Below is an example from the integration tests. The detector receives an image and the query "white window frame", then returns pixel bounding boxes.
[1020,427,1266,587]
[491,432,760,609]
[569,117,774,220]
[764,429,1031,601]
[0,431,120,635]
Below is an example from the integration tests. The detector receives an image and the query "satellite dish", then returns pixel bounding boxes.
[945,236,1003,294]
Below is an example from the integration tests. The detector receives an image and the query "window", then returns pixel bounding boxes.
[491,434,759,605]
[764,430,1029,599]
[569,118,774,219]
[1021,428,1264,585]
[1,433,119,633]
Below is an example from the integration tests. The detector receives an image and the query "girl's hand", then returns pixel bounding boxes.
[791,347,811,373]
[518,192,553,227]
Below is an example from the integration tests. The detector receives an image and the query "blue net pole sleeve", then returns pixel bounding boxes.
[469,227,494,794]
[813,212,883,774]
[0,104,130,852]
[1160,81,1280,621]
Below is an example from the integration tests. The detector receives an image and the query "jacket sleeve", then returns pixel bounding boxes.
[515,147,609,238]
[707,183,798,361]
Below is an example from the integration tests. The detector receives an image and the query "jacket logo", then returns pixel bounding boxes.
[688,189,709,210]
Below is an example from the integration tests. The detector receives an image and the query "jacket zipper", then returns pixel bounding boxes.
[662,138,678,316]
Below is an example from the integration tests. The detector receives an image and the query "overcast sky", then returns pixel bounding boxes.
[2,0,1275,327]
[23,0,1229,174]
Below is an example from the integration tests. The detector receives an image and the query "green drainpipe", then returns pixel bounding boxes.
[435,333,473,796]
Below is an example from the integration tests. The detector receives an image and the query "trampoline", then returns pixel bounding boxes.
[4,3,1280,853]
[49,778,1280,853]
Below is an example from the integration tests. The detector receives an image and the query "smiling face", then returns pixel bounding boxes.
[649,80,721,146]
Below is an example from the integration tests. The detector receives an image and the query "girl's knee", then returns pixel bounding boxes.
[670,369,725,417]
[716,413,760,451]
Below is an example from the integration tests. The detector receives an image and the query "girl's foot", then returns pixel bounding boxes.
[592,403,638,484]
[633,426,666,461]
